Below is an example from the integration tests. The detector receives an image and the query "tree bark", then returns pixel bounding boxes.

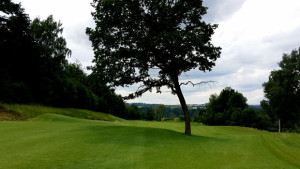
[172,76,191,135]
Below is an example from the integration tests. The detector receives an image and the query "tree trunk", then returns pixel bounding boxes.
[278,119,281,133]
[173,76,191,135]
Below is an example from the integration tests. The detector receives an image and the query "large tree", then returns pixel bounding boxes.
[30,15,72,104]
[261,48,300,131]
[87,0,221,135]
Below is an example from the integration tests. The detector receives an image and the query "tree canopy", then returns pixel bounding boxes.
[87,0,221,135]
[31,15,71,68]
[203,87,247,125]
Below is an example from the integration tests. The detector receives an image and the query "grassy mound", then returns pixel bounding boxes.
[0,104,115,122]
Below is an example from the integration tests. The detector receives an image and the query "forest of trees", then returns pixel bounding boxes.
[0,0,126,117]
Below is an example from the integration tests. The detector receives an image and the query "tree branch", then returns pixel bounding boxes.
[122,78,170,100]
[180,80,217,87]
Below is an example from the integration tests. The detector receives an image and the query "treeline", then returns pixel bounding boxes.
[138,105,201,119]
[123,104,166,121]
[0,0,126,116]
[124,104,201,121]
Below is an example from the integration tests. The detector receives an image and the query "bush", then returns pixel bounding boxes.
[125,105,141,120]
[179,115,185,121]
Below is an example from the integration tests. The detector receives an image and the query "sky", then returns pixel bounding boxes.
[12,0,300,105]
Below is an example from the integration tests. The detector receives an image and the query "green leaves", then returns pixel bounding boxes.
[87,0,221,98]
[201,87,270,129]
[31,15,71,67]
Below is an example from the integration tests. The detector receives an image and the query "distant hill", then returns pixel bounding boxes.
[249,105,262,109]
[129,103,154,106]
[131,103,261,109]
[129,102,205,107]
[129,103,205,118]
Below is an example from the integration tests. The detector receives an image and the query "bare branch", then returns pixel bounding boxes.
[180,80,217,87]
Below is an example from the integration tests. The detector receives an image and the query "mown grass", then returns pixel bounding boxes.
[0,105,300,169]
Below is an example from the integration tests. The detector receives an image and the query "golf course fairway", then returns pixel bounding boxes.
[1,112,300,169]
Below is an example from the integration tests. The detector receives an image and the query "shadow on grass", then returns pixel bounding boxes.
[83,125,227,147]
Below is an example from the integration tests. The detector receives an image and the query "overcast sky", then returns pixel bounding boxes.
[13,0,300,105]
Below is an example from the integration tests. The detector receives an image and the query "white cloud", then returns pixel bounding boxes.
[215,0,300,42]
[199,0,300,104]
[15,0,94,26]
[203,0,247,23]
[243,89,265,105]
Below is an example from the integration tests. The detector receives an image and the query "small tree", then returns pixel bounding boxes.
[87,0,221,135]
[149,104,166,121]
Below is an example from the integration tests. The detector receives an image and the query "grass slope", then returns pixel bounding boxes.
[0,104,115,121]
[0,106,300,169]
